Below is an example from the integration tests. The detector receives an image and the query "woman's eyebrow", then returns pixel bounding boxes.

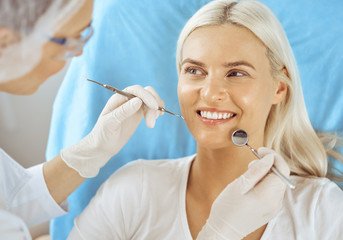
[181,58,255,71]
[181,58,206,67]
[223,61,256,70]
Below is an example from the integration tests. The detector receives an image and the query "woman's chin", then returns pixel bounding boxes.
[196,138,232,151]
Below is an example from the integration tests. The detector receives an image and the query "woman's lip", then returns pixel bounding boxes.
[196,113,234,125]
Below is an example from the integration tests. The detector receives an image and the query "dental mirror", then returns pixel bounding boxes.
[231,129,249,146]
[232,129,296,189]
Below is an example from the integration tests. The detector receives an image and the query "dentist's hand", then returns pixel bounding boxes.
[60,85,164,178]
[197,148,290,240]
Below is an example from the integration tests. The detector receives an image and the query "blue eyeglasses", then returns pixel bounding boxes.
[49,25,94,60]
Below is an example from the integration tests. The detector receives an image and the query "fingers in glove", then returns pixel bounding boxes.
[144,86,165,114]
[143,107,158,128]
[125,85,159,110]
[143,86,164,128]
[258,147,290,177]
[240,154,274,194]
[253,172,286,217]
[255,171,286,194]
[257,147,275,158]
[112,97,143,123]
[101,94,129,116]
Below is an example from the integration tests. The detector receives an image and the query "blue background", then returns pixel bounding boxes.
[46,0,343,239]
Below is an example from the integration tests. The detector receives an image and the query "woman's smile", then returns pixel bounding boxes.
[196,107,237,126]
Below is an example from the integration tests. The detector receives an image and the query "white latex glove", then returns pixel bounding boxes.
[60,85,164,178]
[197,147,290,240]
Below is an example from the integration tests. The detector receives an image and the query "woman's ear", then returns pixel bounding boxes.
[272,68,288,104]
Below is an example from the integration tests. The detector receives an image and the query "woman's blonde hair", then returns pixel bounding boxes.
[176,0,343,179]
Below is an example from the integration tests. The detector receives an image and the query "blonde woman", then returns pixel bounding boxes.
[0,0,163,238]
[68,0,343,239]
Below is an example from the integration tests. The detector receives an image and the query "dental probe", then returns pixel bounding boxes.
[87,79,184,119]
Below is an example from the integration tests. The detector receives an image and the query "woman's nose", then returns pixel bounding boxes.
[200,77,229,103]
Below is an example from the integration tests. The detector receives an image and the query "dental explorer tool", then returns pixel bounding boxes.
[87,79,184,119]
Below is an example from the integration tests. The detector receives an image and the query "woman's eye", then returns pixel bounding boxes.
[185,67,202,75]
[227,71,246,77]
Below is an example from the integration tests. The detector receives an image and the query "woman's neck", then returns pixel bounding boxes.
[189,145,257,203]
[186,141,267,239]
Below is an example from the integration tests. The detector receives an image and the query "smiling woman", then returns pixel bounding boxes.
[67,0,343,240]
[178,24,287,150]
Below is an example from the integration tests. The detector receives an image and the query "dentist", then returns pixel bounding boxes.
[0,0,163,239]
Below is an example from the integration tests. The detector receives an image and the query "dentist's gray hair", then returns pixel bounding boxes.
[176,0,342,179]
[0,0,85,82]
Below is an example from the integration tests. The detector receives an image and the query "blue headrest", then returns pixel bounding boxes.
[46,0,343,239]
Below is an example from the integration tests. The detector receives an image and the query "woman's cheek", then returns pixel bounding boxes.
[178,81,197,115]
[178,78,196,99]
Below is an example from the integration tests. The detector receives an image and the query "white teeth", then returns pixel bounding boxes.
[200,111,234,120]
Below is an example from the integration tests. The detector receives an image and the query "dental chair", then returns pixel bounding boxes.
[46,0,343,239]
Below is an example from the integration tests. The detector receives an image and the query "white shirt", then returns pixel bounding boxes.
[0,149,67,239]
[69,155,343,240]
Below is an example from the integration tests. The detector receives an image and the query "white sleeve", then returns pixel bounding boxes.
[10,164,68,226]
[0,209,31,240]
[68,161,144,240]
[0,149,67,227]
[315,180,343,239]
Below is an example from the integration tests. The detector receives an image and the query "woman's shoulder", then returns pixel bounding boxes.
[102,154,196,189]
[264,176,343,239]
[93,155,196,216]
[283,176,343,211]
[136,154,196,173]
[286,175,343,201]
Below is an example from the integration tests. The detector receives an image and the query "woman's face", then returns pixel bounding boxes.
[178,24,287,150]
[0,0,93,95]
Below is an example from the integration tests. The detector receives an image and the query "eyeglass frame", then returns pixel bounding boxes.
[48,24,94,59]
